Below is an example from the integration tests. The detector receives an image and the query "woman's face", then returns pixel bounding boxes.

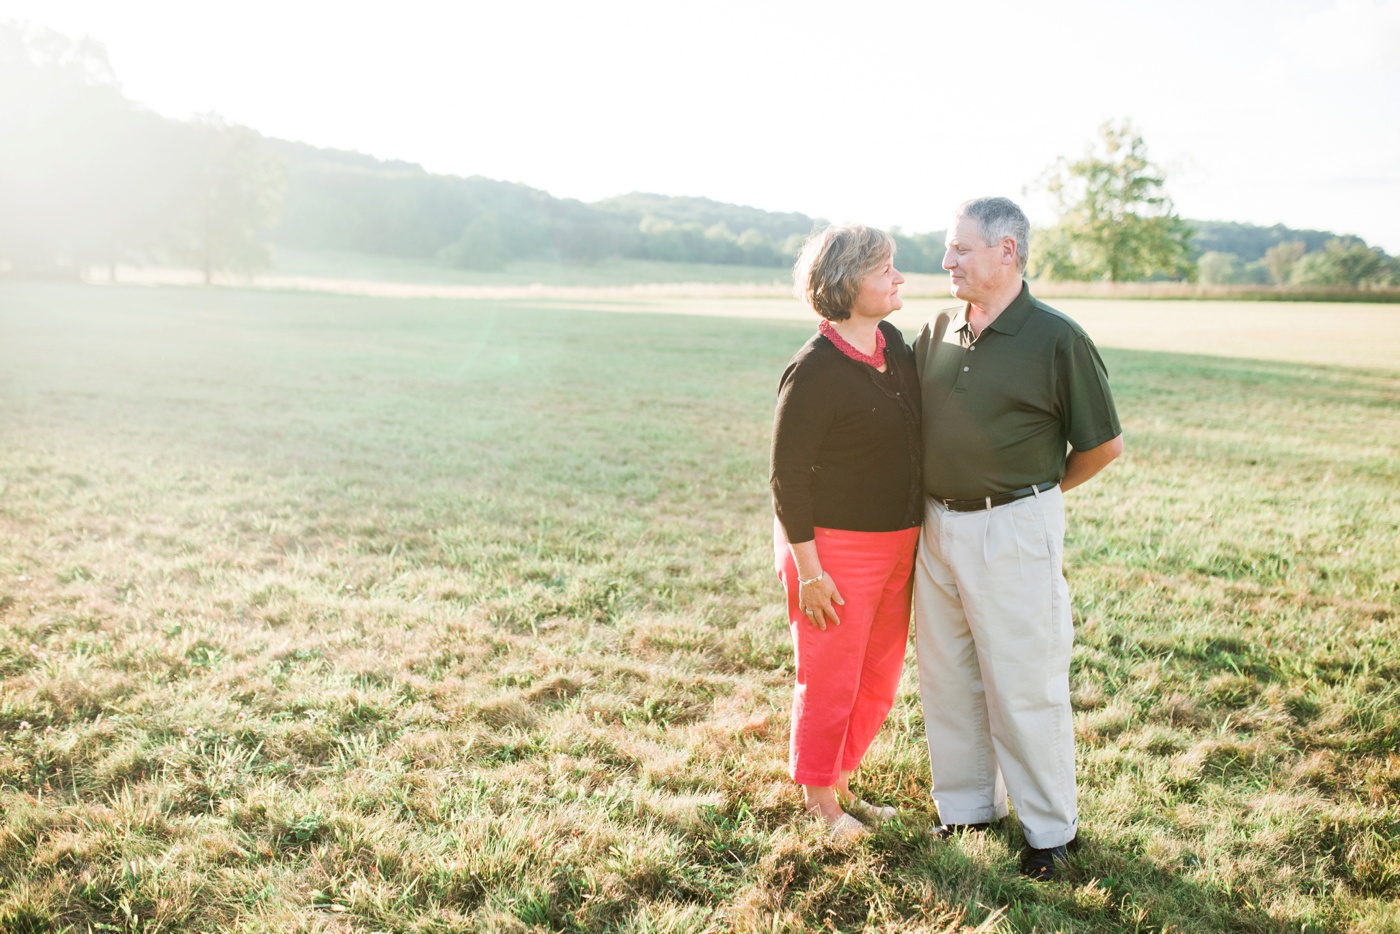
[848,255,905,320]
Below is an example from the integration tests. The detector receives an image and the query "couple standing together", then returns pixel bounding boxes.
[770,196,1123,882]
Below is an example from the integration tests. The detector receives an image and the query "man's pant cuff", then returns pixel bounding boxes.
[932,800,1010,825]
[1021,821,1077,850]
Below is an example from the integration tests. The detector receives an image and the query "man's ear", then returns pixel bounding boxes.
[1000,238,1017,267]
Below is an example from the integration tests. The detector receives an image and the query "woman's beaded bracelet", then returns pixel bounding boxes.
[797,570,824,587]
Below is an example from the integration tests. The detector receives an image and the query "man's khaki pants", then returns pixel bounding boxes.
[913,485,1078,849]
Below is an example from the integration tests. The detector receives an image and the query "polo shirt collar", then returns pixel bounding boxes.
[949,305,970,333]
[986,282,1034,336]
[951,281,1034,338]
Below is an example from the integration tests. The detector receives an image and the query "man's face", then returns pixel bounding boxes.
[942,216,1012,305]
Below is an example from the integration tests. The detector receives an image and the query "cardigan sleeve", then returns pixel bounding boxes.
[769,351,835,545]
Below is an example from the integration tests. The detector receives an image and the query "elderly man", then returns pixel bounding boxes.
[913,196,1123,881]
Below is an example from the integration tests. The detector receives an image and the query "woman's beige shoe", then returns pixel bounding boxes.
[828,813,867,839]
[851,799,897,822]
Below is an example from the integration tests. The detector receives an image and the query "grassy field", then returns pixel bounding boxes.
[1,283,1397,933]
[271,251,793,288]
[93,250,1400,306]
[100,251,796,290]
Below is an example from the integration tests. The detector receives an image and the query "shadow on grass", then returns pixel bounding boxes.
[864,818,1311,933]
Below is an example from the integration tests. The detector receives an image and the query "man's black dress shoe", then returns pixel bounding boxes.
[930,822,991,840]
[1020,844,1069,881]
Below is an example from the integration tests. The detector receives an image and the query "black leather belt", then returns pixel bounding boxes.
[934,480,1059,512]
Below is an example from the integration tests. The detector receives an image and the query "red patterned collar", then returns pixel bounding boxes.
[819,319,886,369]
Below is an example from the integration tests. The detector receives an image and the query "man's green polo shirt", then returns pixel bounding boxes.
[914,282,1121,501]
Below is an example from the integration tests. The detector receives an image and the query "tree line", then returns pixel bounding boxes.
[1192,227,1397,289]
[3,24,1395,291]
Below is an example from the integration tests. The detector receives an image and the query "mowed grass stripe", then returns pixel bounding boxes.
[0,283,1397,933]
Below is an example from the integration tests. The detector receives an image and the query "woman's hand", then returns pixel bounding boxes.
[799,574,845,630]
[787,539,844,630]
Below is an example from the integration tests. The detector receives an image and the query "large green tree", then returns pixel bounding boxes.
[1033,120,1194,282]
[0,22,154,275]
[1,24,284,282]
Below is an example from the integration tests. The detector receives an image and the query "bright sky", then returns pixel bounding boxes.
[6,0,1400,251]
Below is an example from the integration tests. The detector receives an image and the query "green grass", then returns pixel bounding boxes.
[0,283,1397,933]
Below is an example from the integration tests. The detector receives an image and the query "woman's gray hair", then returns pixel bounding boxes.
[956,197,1030,274]
[792,225,895,321]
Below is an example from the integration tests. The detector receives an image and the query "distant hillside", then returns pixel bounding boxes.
[594,193,821,244]
[267,141,820,270]
[265,142,979,273]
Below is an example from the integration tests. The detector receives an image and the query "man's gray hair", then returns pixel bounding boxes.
[956,197,1030,274]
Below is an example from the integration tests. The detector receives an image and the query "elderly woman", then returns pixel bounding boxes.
[770,225,923,837]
